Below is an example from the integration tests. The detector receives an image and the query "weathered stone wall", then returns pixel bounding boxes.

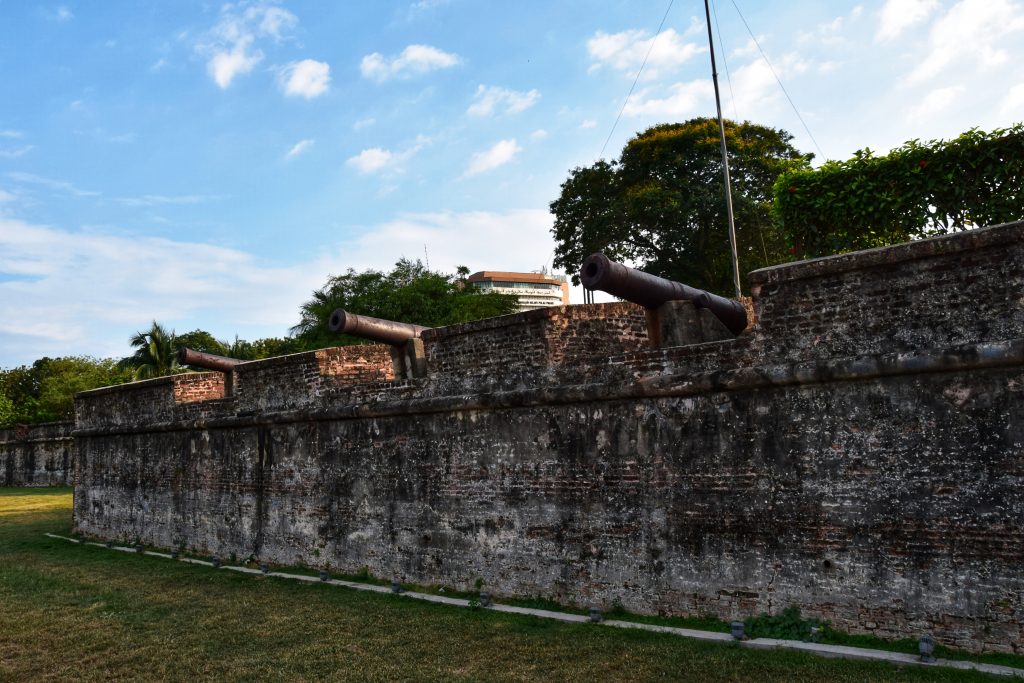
[1,421,74,486]
[73,221,1024,653]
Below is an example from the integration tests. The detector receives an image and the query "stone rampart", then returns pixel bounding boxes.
[1,421,74,486]
[72,221,1024,653]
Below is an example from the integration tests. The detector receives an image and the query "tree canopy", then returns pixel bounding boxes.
[291,259,518,346]
[0,356,131,425]
[551,117,812,295]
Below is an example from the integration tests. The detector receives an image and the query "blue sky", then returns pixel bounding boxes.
[1,0,1022,366]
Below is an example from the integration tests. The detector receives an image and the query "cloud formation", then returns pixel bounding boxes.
[463,139,521,177]
[345,137,427,175]
[587,28,702,79]
[908,0,1024,84]
[202,3,298,89]
[7,172,99,197]
[360,44,460,82]
[623,80,713,117]
[876,0,939,41]
[466,85,540,117]
[285,139,314,159]
[279,59,331,98]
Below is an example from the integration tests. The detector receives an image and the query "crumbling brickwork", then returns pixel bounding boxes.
[72,221,1024,653]
[1,422,74,486]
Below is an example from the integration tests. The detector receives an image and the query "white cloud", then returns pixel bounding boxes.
[200,3,299,89]
[908,0,1024,84]
[0,189,15,203]
[466,85,540,117]
[876,0,939,42]
[345,136,428,175]
[341,209,555,275]
[207,36,263,88]
[353,117,376,130]
[360,44,460,82]
[0,145,34,159]
[587,28,703,79]
[580,119,598,129]
[346,148,395,174]
[623,80,713,117]
[463,139,521,177]
[530,129,548,140]
[51,5,73,22]
[7,172,99,197]
[0,130,23,139]
[286,139,314,159]
[279,59,331,98]
[905,85,966,123]
[0,215,330,364]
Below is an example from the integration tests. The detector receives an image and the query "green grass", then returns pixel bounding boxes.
[0,487,1015,682]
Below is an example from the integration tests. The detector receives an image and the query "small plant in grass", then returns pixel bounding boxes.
[744,607,825,641]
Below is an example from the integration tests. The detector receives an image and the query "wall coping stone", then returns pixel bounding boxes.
[749,220,1024,286]
[75,372,221,398]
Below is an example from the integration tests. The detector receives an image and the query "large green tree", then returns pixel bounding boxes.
[551,117,812,295]
[292,259,518,346]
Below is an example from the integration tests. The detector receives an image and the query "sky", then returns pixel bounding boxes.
[1,0,1022,367]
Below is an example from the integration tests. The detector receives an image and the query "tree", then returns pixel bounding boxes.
[292,259,518,346]
[120,321,180,379]
[174,329,229,356]
[551,118,812,295]
[0,356,129,425]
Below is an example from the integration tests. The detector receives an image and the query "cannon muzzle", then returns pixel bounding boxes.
[328,309,430,346]
[176,348,244,373]
[581,253,747,335]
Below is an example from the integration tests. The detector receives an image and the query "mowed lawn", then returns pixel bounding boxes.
[0,488,1008,682]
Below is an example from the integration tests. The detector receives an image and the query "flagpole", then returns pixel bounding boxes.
[704,0,742,299]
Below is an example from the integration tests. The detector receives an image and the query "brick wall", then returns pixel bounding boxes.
[72,221,1024,653]
[1,421,74,486]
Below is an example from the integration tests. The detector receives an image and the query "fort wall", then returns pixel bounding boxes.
[1,421,74,486]
[72,221,1024,653]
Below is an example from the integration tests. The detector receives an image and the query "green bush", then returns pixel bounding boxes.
[773,124,1024,258]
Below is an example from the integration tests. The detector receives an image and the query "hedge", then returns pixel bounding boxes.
[772,124,1024,258]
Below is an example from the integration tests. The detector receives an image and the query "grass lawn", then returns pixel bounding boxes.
[0,487,1013,682]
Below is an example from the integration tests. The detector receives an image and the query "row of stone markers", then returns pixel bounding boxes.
[45,533,1024,680]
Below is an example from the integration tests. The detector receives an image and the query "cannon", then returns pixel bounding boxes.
[176,347,244,373]
[580,253,748,336]
[328,309,430,345]
[328,309,430,379]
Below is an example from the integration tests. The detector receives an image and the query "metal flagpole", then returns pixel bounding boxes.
[704,0,742,299]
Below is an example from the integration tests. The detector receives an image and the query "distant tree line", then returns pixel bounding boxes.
[0,260,515,426]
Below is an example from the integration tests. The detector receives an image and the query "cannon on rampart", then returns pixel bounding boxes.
[176,347,244,373]
[581,253,748,347]
[329,309,429,379]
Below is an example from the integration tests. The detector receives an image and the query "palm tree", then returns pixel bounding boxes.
[120,321,179,379]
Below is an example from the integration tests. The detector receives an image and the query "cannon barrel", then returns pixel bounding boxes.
[580,253,748,335]
[328,309,430,345]
[176,347,244,373]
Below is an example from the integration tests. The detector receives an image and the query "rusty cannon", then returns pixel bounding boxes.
[328,309,430,379]
[580,252,748,346]
[328,309,430,344]
[176,347,244,373]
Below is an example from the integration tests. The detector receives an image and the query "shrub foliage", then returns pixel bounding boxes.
[773,124,1024,258]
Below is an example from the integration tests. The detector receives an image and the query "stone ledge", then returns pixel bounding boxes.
[749,220,1024,286]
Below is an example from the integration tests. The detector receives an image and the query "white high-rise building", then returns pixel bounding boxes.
[467,271,570,312]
